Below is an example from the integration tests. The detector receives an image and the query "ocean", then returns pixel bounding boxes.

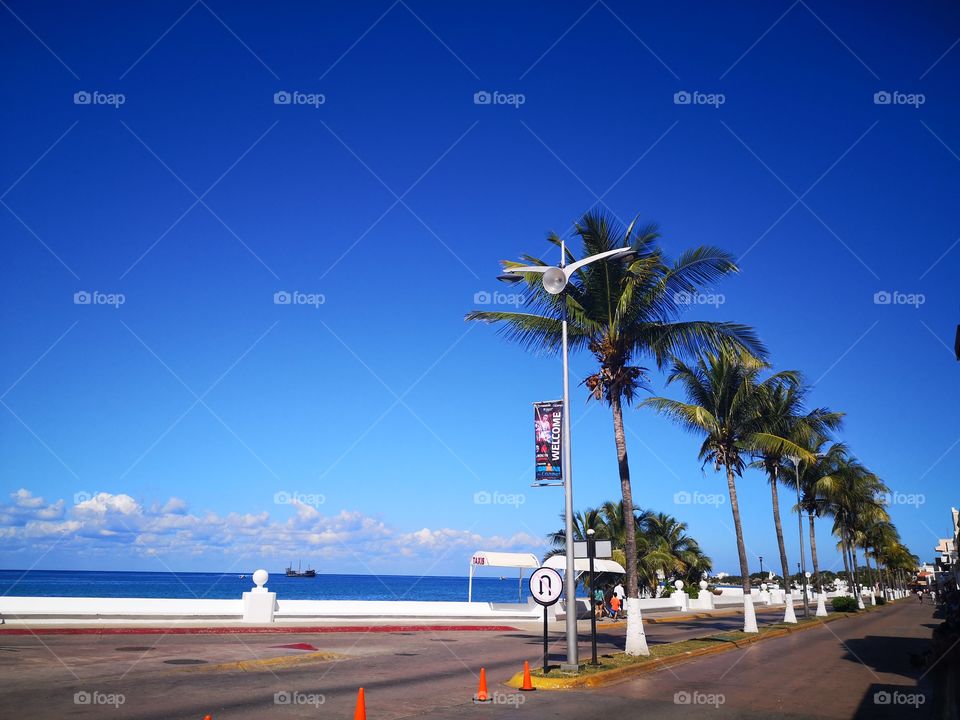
[0,570,532,603]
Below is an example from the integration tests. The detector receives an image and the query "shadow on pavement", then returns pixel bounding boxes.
[840,635,930,675]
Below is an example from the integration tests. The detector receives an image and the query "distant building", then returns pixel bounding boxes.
[934,540,954,589]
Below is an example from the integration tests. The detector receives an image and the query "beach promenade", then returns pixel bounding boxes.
[0,599,936,719]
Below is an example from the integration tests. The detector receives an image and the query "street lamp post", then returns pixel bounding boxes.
[759,556,764,579]
[498,243,636,672]
[792,458,810,618]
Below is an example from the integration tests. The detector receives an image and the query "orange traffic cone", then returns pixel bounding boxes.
[354,688,366,720]
[473,667,491,703]
[519,660,536,691]
[202,716,212,720]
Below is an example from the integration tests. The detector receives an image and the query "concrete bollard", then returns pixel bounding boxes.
[242,569,278,623]
[698,580,714,610]
[815,591,827,617]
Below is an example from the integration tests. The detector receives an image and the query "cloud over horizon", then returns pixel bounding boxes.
[0,489,543,572]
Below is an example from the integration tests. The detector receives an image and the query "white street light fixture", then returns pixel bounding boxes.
[497,242,635,671]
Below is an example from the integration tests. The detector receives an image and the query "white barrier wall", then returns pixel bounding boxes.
[0,596,544,624]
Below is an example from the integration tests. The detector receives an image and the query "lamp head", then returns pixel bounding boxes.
[497,272,523,284]
[586,528,595,536]
[542,266,567,295]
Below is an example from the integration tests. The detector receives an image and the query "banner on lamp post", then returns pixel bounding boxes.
[534,400,564,486]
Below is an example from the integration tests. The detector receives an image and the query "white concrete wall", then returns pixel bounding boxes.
[0,596,543,624]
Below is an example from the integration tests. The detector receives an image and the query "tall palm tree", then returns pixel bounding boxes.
[467,211,764,654]
[818,450,888,605]
[642,351,813,632]
[751,383,842,621]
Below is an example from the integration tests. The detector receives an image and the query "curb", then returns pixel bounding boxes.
[646,609,742,624]
[179,651,344,673]
[504,611,861,690]
[0,624,519,636]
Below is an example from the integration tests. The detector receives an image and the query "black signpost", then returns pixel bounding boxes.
[586,530,598,665]
[528,566,563,674]
[574,535,612,666]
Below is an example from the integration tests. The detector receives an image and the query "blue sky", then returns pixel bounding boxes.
[1,1,958,578]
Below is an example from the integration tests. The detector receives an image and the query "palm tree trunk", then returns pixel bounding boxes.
[770,469,790,583]
[610,393,648,655]
[726,463,757,632]
[839,529,851,590]
[769,468,796,622]
[808,513,821,589]
[847,530,863,607]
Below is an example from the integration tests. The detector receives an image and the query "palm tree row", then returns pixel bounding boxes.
[468,209,915,653]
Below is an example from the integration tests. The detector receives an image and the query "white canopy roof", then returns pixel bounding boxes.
[470,551,540,569]
[544,555,626,575]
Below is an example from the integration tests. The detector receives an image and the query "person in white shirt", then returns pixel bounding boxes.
[614,583,625,601]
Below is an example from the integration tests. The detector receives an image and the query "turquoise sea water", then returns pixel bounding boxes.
[0,570,532,603]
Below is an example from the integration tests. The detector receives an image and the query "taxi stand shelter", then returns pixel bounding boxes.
[468,551,540,602]
[467,551,626,602]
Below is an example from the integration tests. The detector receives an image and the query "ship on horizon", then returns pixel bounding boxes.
[285,560,316,578]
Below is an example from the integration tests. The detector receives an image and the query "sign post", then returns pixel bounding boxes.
[586,531,598,665]
[528,566,563,674]
[575,537,612,666]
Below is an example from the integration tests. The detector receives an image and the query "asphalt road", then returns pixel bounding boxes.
[0,602,938,719]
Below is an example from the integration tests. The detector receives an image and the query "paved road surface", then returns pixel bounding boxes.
[0,602,938,719]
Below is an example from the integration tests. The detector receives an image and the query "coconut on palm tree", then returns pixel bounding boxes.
[642,351,814,632]
[467,210,764,654]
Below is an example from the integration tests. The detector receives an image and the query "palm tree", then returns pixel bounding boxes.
[467,211,764,654]
[817,450,889,605]
[547,503,711,597]
[794,441,849,591]
[865,520,901,597]
[642,351,813,632]
[751,383,842,621]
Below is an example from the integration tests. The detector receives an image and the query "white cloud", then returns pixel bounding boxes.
[161,497,188,515]
[0,489,541,568]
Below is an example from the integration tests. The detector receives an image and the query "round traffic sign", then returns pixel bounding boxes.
[528,566,564,606]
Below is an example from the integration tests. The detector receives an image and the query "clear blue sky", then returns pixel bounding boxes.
[1,1,957,578]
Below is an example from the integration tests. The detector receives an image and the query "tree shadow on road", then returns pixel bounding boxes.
[840,635,930,676]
